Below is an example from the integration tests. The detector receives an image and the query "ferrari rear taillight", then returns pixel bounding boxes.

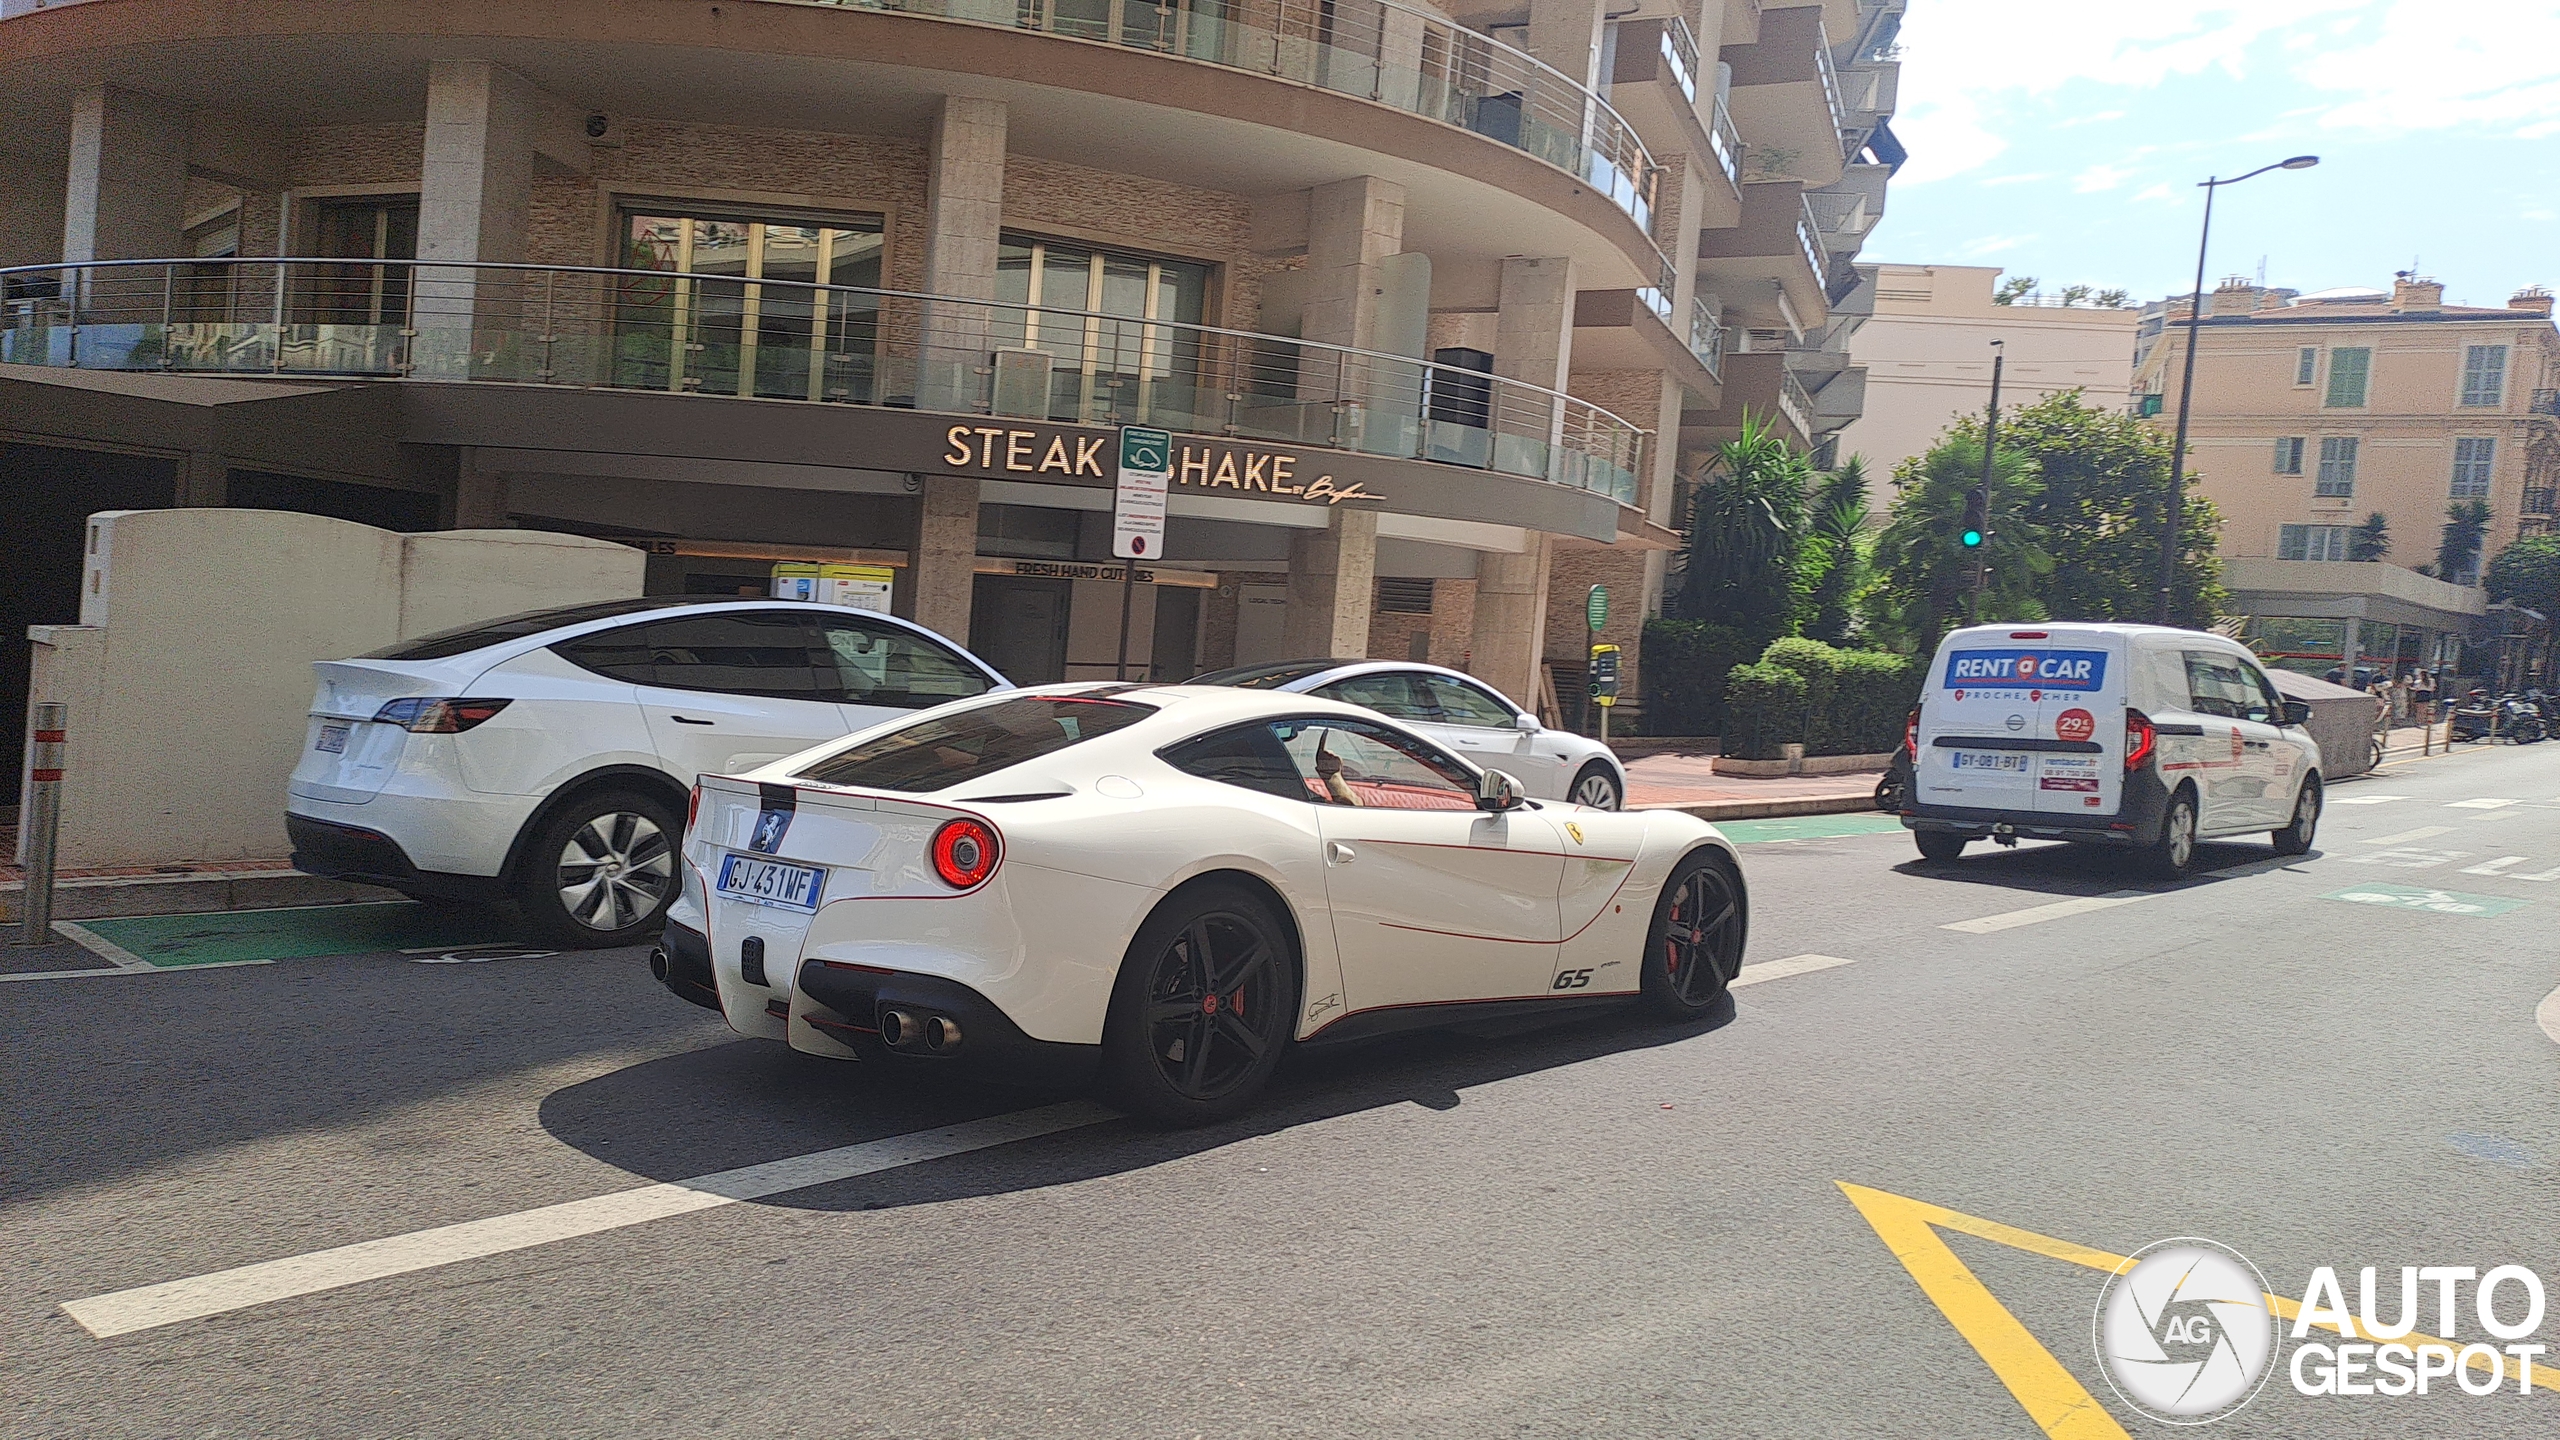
[372,697,512,733]
[2124,709,2157,772]
[1904,707,1921,762]
[930,817,1000,890]
[687,783,702,834]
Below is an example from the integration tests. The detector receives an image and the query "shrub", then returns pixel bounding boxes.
[1760,637,1845,751]
[1721,662,1808,760]
[1832,649,1921,753]
[1638,618,1758,736]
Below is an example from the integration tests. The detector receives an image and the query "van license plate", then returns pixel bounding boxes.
[718,853,826,912]
[315,723,351,754]
[1950,751,2029,772]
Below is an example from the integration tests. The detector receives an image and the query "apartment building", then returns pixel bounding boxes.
[0,0,1905,750]
[2134,273,2560,678]
[1831,263,2138,476]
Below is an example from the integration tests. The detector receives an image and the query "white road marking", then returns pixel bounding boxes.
[1731,953,1855,987]
[2460,857,2530,876]
[2362,826,2455,845]
[51,920,153,970]
[1941,892,2152,935]
[2541,986,2560,1048]
[2447,798,2518,809]
[59,1102,1115,1339]
[2329,795,2406,805]
[2343,849,2466,869]
[2514,866,2560,883]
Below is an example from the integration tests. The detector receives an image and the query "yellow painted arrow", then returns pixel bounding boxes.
[1838,1181,2559,1439]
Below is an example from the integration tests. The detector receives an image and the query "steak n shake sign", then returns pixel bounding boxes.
[940,423,1380,506]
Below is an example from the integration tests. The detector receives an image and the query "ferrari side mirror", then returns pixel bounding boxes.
[1476,768,1525,812]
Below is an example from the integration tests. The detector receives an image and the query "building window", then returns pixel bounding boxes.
[613,204,889,402]
[2527,487,2557,516]
[299,195,420,327]
[2279,524,2352,562]
[2459,344,2508,407]
[2295,347,2318,386]
[995,233,1212,429]
[2451,437,2497,498]
[2315,437,2358,496]
[2273,437,2305,475]
[2323,346,2370,408]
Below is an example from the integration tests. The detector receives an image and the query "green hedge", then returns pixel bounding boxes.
[1722,640,1921,759]
[1637,619,1759,736]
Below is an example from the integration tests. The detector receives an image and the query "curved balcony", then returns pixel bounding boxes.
[0,258,1643,506]
[807,0,1657,233]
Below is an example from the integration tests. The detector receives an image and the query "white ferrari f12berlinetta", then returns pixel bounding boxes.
[654,684,1748,1123]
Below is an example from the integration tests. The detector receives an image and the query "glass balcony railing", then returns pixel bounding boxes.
[1779,366,1817,438]
[801,0,1659,236]
[1659,16,1699,104]
[0,258,1645,507]
[1710,98,1743,193]
[1689,296,1723,380]
[1811,37,1851,158]
[1796,197,1828,285]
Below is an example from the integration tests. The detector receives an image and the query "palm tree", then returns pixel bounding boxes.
[2439,500,2493,583]
[1673,409,1811,639]
[1801,455,1870,642]
[2349,512,2391,562]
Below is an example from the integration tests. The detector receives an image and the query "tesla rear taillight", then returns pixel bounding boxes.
[1904,707,1921,762]
[372,697,513,733]
[930,817,1000,890]
[2124,709,2157,772]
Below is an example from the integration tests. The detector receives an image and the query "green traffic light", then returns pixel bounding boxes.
[1962,529,1983,548]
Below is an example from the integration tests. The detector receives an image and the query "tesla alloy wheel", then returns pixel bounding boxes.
[518,790,680,948]
[1570,762,1624,810]
[1641,850,1747,1020]
[1104,884,1299,1126]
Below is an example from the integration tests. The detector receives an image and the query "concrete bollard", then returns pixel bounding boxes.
[18,702,64,947]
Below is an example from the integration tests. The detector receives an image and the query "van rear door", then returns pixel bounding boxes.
[1919,630,2121,818]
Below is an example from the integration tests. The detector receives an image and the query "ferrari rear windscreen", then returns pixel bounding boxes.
[795,695,1158,792]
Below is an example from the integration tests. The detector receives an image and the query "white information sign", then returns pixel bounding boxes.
[1113,426,1172,561]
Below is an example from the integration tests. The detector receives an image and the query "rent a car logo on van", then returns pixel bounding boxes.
[1942,649,2109,693]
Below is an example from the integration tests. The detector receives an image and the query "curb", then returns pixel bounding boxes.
[0,869,397,922]
[1660,793,1884,822]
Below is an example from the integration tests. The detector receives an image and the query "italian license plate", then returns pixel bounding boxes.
[1951,751,2029,773]
[718,853,826,912]
[315,722,351,754]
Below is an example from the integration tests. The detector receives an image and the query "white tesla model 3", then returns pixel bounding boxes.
[656,684,1747,1123]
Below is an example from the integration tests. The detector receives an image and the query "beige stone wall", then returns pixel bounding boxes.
[2134,304,2560,567]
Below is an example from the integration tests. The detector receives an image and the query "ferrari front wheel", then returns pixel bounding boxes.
[1640,850,1747,1019]
[1102,882,1300,1126]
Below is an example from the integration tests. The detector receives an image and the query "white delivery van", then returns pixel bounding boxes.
[1883,623,2324,877]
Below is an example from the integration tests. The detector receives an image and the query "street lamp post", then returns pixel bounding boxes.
[2158,154,2320,625]
[1970,339,2004,625]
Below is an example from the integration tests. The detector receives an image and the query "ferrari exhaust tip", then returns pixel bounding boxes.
[647,946,669,984]
[880,1008,918,1048]
[922,1015,962,1054]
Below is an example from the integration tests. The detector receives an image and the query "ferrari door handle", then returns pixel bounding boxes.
[669,715,714,726]
[1326,841,1355,865]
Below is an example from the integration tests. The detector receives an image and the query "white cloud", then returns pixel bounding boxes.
[1960,233,2038,258]
[2073,162,2137,193]
[2296,1,2560,136]
[2131,183,2180,204]
[1978,172,2055,187]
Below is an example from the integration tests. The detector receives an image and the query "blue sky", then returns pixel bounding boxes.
[1869,1,2560,307]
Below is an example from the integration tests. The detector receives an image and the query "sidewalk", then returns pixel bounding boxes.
[1627,754,1883,820]
[0,822,387,922]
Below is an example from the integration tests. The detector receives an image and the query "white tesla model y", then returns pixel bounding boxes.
[656,684,1748,1123]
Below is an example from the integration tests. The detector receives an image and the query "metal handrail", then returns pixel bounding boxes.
[1811,38,1850,156]
[1710,98,1744,192]
[795,0,1660,235]
[1689,295,1724,380]
[1795,196,1828,281]
[0,256,1646,506]
[1659,16,1699,104]
[1779,366,1816,436]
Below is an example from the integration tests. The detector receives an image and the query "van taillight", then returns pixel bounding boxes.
[2125,709,2157,771]
[1904,707,1921,762]
[2009,631,2049,640]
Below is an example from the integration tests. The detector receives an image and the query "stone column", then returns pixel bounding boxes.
[178,452,228,507]
[1299,175,1404,353]
[919,96,1008,413]
[453,451,512,528]
[1469,256,1577,711]
[1282,509,1379,660]
[912,476,981,643]
[415,61,538,380]
[62,85,186,266]
[1523,0,1608,163]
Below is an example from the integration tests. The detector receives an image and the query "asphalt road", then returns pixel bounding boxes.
[6,743,2560,1438]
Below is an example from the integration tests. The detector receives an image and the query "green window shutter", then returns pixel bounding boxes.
[2324,347,2370,408]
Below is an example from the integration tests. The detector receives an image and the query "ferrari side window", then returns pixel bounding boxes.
[1160,723,1312,802]
[1276,720,1475,811]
